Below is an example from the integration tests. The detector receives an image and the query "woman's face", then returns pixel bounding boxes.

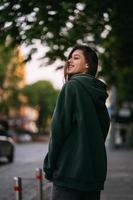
[67,49,88,75]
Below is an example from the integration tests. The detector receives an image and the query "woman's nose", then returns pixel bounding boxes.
[68,58,73,64]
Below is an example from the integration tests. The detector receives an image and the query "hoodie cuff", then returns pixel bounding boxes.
[44,170,53,181]
[45,173,53,181]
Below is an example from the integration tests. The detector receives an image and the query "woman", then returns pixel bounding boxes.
[43,45,110,200]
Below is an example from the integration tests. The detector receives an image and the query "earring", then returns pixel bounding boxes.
[85,64,88,68]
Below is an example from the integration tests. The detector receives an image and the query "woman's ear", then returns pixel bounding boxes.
[85,64,89,68]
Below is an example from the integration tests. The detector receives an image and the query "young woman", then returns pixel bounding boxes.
[43,45,110,200]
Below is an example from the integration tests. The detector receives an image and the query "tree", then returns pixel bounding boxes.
[99,1,133,106]
[0,1,106,60]
[22,80,59,133]
[0,0,133,105]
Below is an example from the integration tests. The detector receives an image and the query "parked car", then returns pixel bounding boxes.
[18,133,32,143]
[0,122,15,163]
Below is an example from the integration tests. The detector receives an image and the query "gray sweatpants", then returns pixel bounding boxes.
[51,184,101,200]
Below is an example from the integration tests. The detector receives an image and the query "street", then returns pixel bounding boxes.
[102,147,133,200]
[0,142,133,200]
[0,142,49,200]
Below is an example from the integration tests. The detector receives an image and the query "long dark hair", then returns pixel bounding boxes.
[64,45,98,81]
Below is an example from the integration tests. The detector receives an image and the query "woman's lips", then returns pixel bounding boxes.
[68,65,74,68]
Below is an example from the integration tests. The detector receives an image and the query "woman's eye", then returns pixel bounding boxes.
[74,57,79,60]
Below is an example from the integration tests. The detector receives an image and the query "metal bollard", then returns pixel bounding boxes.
[35,168,43,200]
[14,177,22,200]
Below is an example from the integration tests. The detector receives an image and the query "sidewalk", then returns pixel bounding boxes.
[43,147,133,200]
[101,147,133,200]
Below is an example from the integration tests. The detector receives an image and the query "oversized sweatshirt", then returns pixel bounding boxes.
[43,73,110,191]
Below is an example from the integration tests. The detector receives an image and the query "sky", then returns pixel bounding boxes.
[21,41,64,90]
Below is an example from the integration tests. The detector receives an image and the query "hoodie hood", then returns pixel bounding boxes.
[70,73,108,108]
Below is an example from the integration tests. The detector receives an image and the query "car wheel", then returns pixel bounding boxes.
[7,148,14,163]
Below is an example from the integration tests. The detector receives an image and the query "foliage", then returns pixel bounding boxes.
[0,0,107,60]
[22,80,59,132]
[99,1,133,104]
[0,0,133,104]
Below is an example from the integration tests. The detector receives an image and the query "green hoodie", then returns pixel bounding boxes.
[43,73,110,191]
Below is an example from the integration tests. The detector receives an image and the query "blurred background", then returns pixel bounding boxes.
[0,0,133,199]
[0,0,133,146]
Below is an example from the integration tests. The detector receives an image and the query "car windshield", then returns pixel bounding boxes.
[0,123,9,137]
[0,130,9,136]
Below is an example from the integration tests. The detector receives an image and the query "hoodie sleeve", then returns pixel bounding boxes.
[43,81,75,181]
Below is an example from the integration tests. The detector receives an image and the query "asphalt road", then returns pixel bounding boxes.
[0,142,133,200]
[0,142,49,200]
[102,147,133,200]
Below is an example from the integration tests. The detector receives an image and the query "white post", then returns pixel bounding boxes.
[14,177,22,200]
[35,168,43,200]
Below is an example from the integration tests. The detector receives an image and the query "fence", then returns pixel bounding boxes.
[13,168,52,200]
